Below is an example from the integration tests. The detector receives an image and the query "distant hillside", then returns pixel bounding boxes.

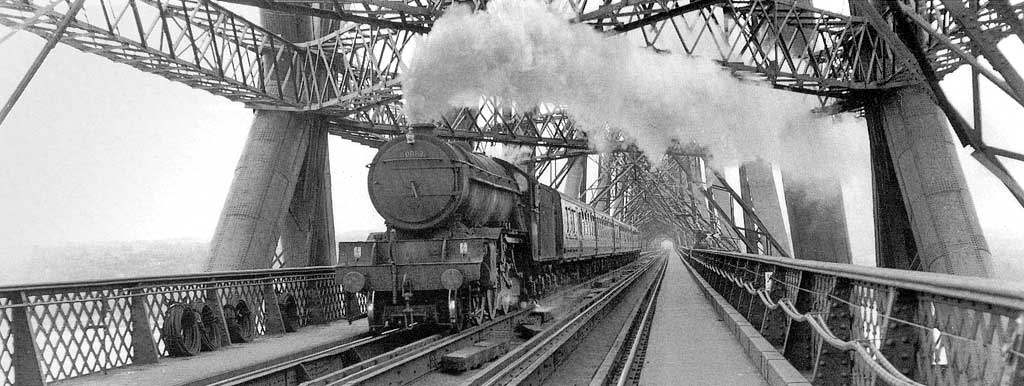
[3,229,1018,286]
[2,231,385,286]
[3,239,209,285]
[337,229,383,241]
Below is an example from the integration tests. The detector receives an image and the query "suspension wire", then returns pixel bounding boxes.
[0,0,85,128]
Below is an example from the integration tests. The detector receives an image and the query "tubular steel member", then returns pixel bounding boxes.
[682,248,1024,386]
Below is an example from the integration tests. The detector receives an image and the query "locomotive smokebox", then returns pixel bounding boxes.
[367,131,521,231]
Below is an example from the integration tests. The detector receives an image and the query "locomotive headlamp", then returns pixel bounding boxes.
[342,272,366,293]
[440,269,464,290]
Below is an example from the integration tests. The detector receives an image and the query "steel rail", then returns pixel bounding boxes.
[612,259,663,386]
[207,327,443,386]
[466,253,665,386]
[588,253,665,386]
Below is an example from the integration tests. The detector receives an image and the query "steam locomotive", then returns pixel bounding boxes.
[336,127,640,332]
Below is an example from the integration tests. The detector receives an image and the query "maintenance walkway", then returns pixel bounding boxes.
[639,251,775,385]
[60,319,368,386]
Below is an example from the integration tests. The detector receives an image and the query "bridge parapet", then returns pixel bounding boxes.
[684,249,1024,386]
[0,267,366,386]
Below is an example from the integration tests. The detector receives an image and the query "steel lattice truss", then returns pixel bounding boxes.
[565,149,786,252]
[3,0,1020,137]
[2,0,1024,236]
[0,0,412,115]
[0,0,917,124]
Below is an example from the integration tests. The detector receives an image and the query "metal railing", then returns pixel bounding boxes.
[0,266,365,386]
[683,248,1024,386]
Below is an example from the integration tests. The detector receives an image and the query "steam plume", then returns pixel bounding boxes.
[402,0,869,201]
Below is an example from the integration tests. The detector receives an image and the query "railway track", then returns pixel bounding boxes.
[211,251,665,386]
[300,250,665,386]
[468,251,666,386]
[204,326,445,386]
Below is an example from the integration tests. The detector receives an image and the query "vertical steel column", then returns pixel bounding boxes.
[8,292,45,386]
[128,288,160,364]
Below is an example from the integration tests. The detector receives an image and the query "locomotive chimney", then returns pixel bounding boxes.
[406,123,436,144]
[409,123,436,135]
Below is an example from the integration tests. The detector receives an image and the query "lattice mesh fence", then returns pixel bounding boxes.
[0,267,350,385]
[26,288,133,382]
[218,280,268,335]
[809,274,837,370]
[917,294,1024,386]
[849,281,891,386]
[1,295,14,386]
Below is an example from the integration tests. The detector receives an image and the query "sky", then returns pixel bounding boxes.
[1,2,1023,281]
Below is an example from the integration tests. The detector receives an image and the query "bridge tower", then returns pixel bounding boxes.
[864,85,992,276]
[207,10,334,271]
[850,0,994,277]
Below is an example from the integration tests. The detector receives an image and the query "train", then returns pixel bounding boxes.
[335,127,641,332]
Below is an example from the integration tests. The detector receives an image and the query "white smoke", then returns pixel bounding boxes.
[401,0,831,165]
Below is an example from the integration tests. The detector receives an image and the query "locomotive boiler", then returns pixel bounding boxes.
[336,127,640,332]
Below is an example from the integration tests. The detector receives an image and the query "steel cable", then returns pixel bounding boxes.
[224,300,255,343]
[162,302,202,356]
[193,301,222,351]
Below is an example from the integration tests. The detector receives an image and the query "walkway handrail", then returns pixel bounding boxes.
[692,249,1024,310]
[684,248,1024,386]
[0,265,364,386]
[0,265,338,293]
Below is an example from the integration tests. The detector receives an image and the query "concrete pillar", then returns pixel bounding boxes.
[562,155,587,201]
[739,160,792,256]
[317,139,337,266]
[782,175,852,264]
[281,122,334,267]
[864,85,992,276]
[865,103,918,270]
[207,10,314,271]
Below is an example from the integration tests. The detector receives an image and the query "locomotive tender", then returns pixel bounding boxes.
[336,128,640,331]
